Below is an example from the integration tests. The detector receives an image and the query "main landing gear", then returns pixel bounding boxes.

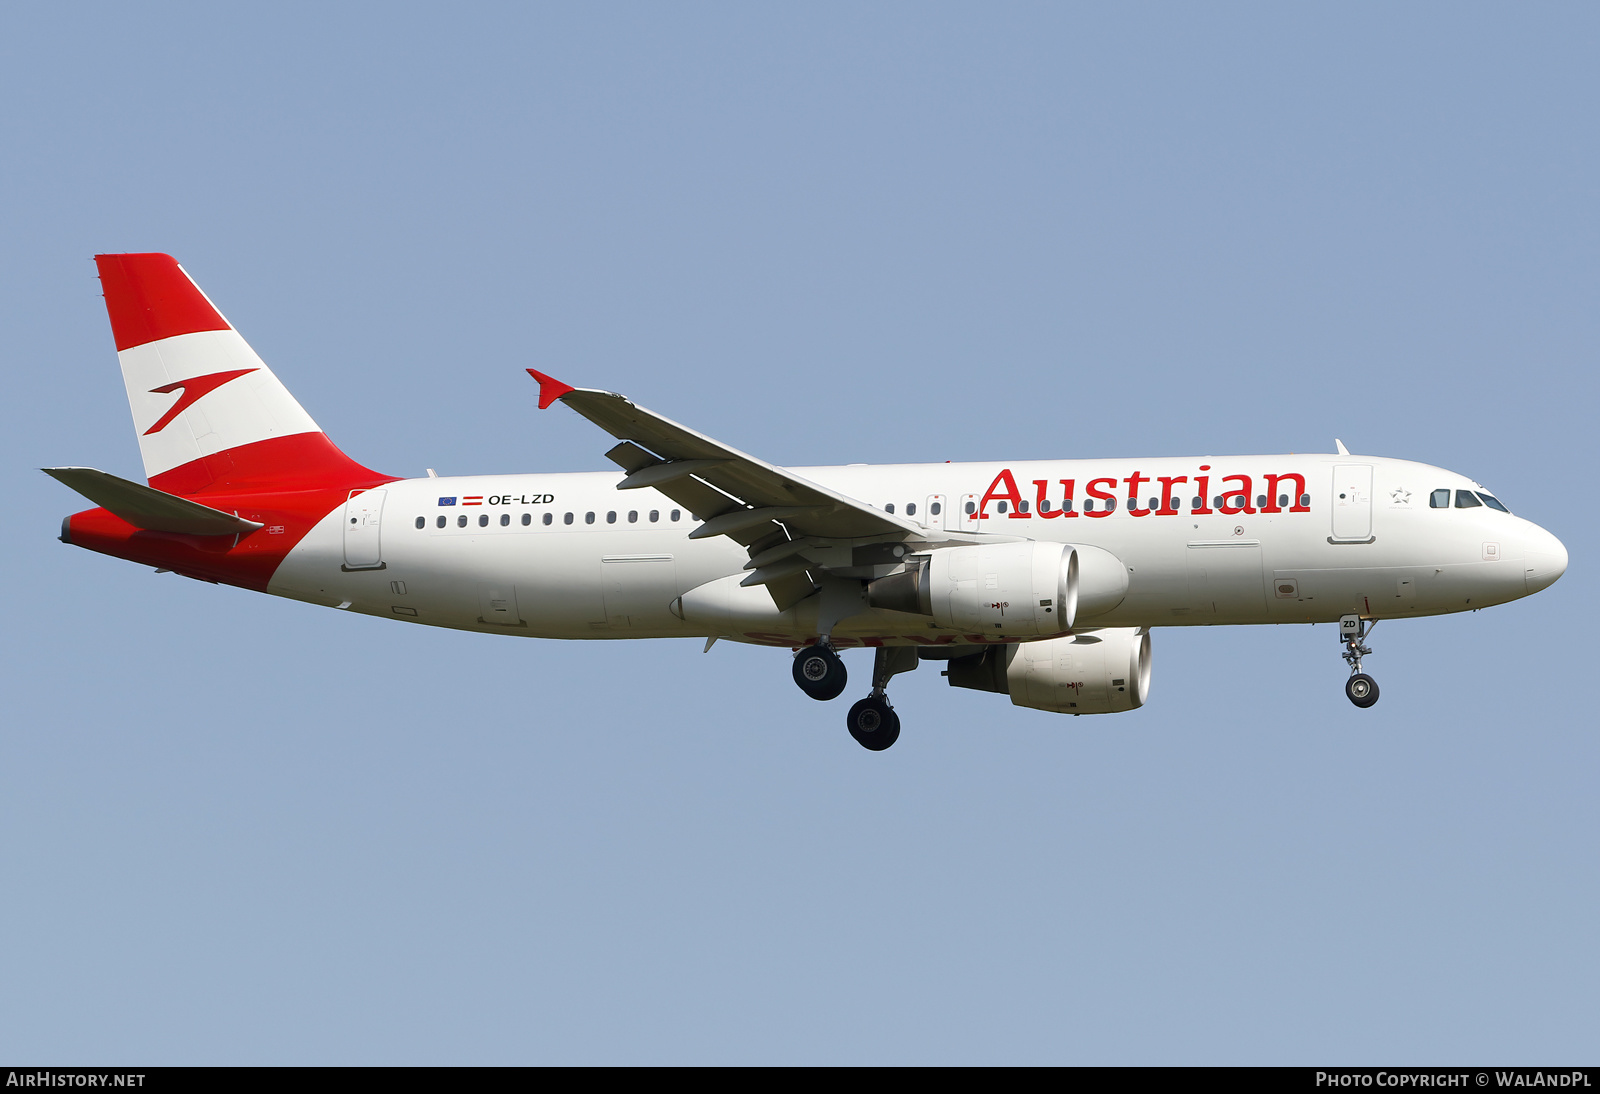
[1339,614,1380,709]
[793,643,848,700]
[791,644,918,750]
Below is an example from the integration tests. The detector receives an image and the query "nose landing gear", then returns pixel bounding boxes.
[1339,614,1380,708]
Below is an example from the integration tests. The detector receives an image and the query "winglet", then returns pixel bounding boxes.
[527,369,576,410]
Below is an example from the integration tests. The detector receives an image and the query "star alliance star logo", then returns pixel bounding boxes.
[1390,488,1412,505]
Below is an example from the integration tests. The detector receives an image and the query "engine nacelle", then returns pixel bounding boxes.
[870,541,1077,636]
[944,627,1152,714]
[1071,543,1131,619]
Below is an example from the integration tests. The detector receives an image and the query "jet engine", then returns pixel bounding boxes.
[867,541,1129,635]
[868,541,1077,635]
[942,627,1152,714]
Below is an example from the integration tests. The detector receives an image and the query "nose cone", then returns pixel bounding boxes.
[1524,525,1568,594]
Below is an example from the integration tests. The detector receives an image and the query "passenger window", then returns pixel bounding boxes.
[436,516,446,529]
[650,510,659,522]
[931,502,942,516]
[1147,498,1157,510]
[1105,499,1116,512]
[1455,490,1482,509]
[1278,495,1288,507]
[586,512,596,524]
[1084,499,1095,512]
[997,501,1008,514]
[907,502,917,516]
[671,509,681,521]
[500,513,510,526]
[479,514,489,527]
[964,500,976,515]
[414,516,425,529]
[1430,489,1451,508]
[1256,495,1266,508]
[886,503,896,514]
[457,515,468,528]
[521,513,531,526]
[1300,493,1311,507]
[1040,499,1053,513]
[1213,496,1222,508]
[563,512,574,525]
[543,513,553,525]
[1019,500,1029,513]
[1062,499,1073,512]
[1477,493,1510,513]
[606,511,616,523]
[628,510,638,523]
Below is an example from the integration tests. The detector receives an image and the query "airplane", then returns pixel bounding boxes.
[47,253,1569,750]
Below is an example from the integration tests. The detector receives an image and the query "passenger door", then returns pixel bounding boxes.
[1331,465,1374,542]
[342,489,386,571]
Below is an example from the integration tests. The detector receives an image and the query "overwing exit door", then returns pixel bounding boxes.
[958,493,979,532]
[342,488,387,570]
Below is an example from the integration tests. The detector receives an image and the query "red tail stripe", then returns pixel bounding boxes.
[96,253,231,351]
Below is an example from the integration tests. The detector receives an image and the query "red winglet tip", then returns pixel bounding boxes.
[526,369,575,410]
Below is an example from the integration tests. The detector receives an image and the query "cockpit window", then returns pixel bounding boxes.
[1477,492,1510,513]
[1455,490,1482,509]
[1430,489,1451,508]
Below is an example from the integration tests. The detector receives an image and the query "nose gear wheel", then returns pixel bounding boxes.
[1345,673,1379,708]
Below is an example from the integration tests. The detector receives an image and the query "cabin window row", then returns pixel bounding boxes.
[947,494,1312,515]
[883,501,940,516]
[414,509,684,530]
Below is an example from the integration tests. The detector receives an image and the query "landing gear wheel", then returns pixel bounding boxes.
[847,696,901,751]
[793,645,848,701]
[1345,673,1379,708]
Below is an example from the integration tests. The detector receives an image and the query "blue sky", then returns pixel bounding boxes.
[2,2,1595,1063]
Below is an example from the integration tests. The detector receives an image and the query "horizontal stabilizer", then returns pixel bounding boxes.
[43,467,264,535]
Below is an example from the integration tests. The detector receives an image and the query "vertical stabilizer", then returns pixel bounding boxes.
[95,253,382,495]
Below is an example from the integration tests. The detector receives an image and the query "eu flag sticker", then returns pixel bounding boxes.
[438,497,458,506]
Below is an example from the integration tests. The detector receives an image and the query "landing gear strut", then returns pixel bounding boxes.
[1339,614,1380,709]
[845,647,918,751]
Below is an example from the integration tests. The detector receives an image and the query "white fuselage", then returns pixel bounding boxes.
[267,454,1566,648]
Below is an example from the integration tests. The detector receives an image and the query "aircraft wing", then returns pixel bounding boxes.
[528,370,925,608]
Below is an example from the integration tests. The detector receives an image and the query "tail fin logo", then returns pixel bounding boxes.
[143,368,259,435]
